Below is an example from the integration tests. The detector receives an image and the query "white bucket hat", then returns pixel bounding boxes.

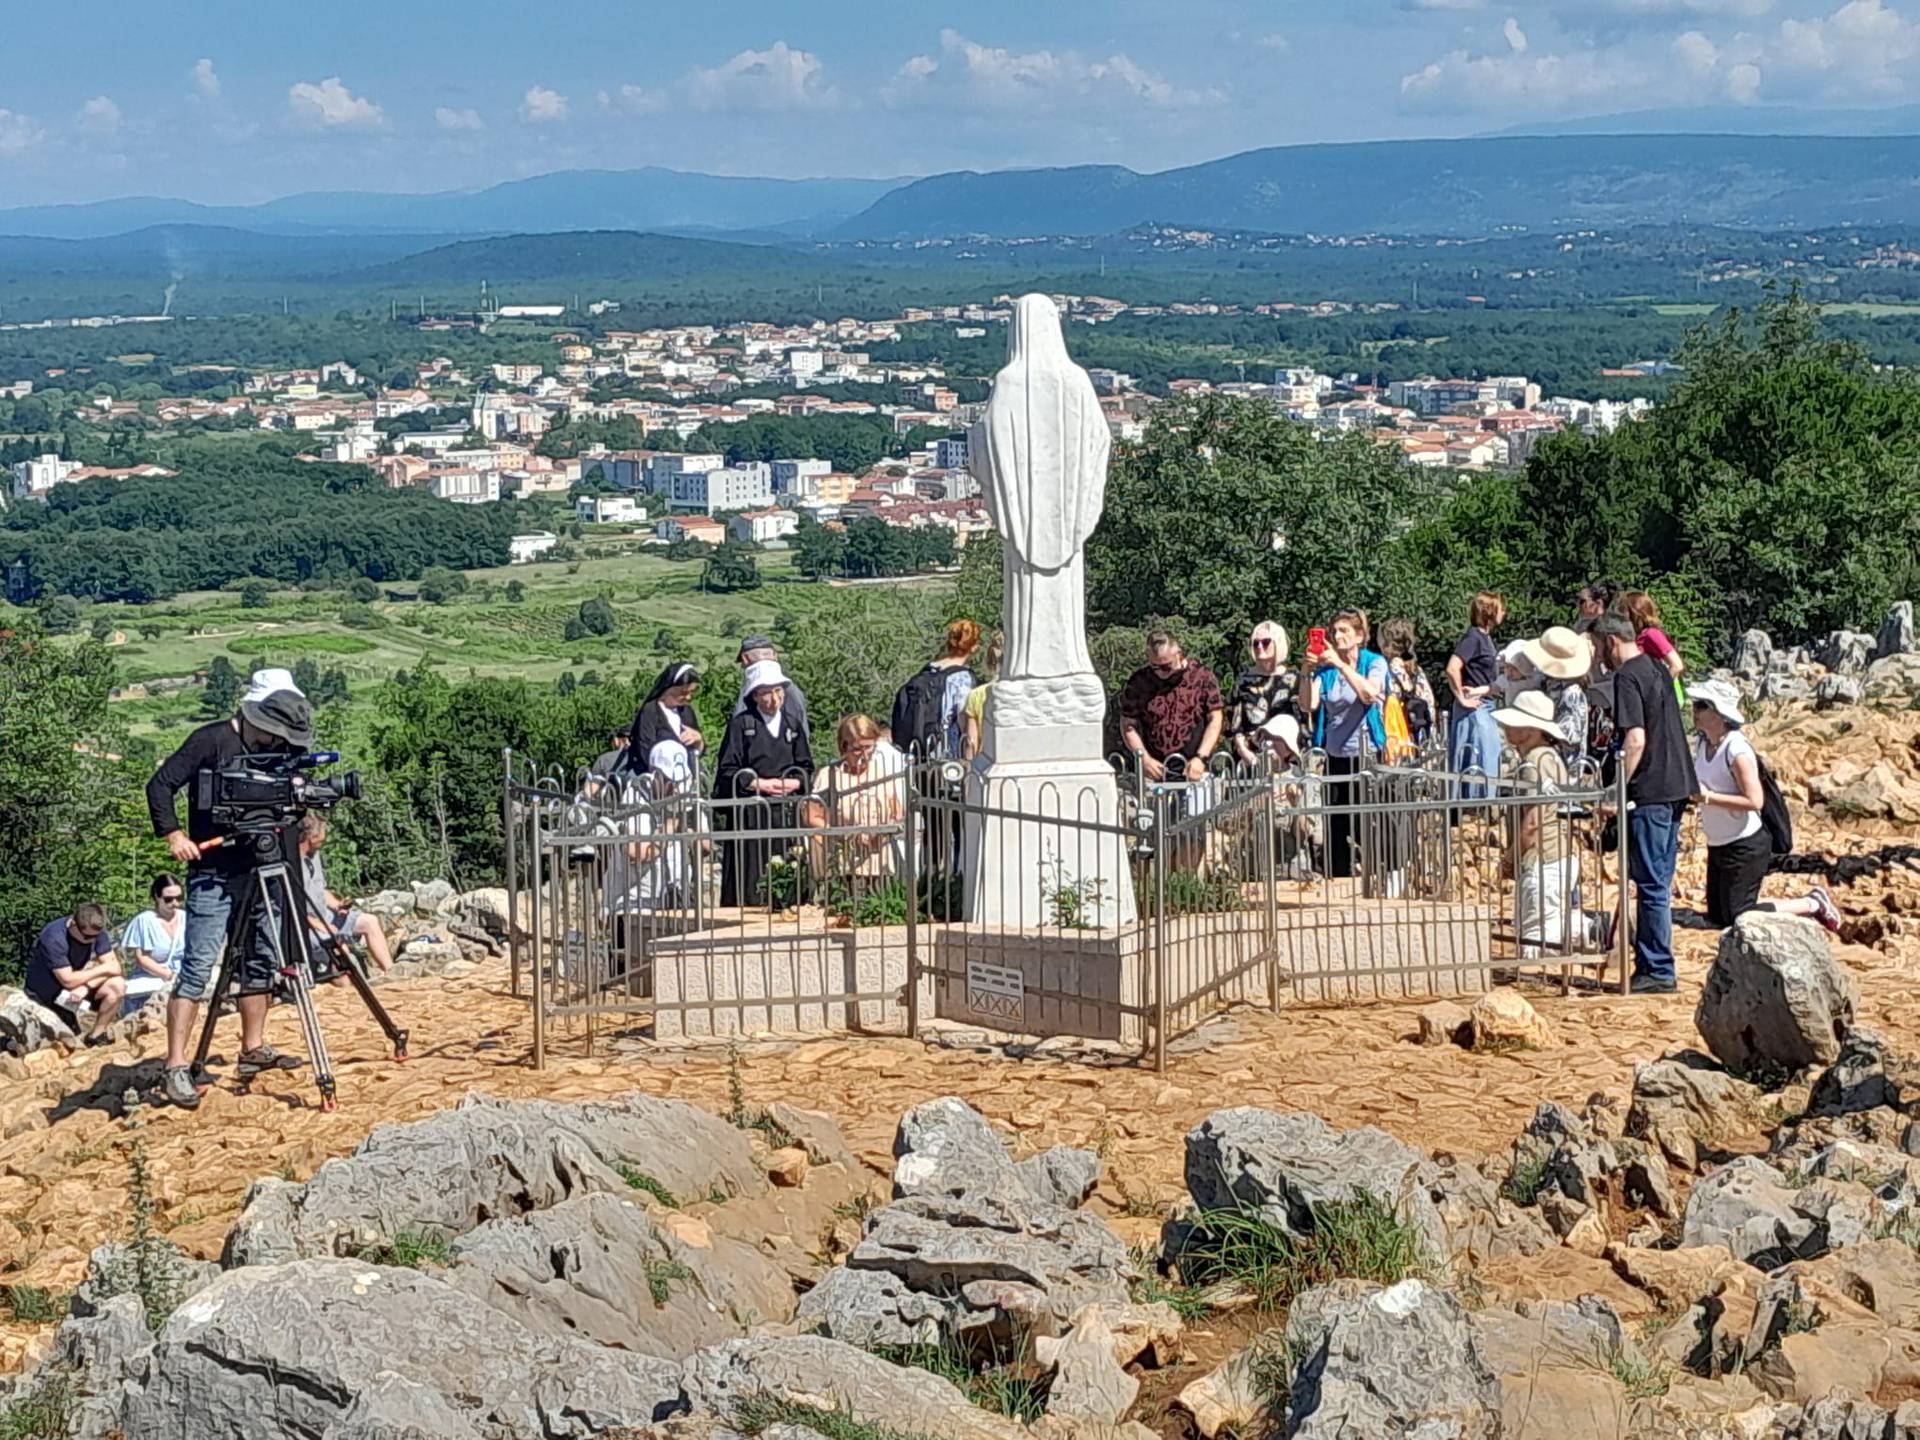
[1492,688,1558,733]
[742,659,791,697]
[1260,711,1302,756]
[648,739,694,784]
[1522,626,1593,682]
[244,666,304,703]
[1688,678,1745,727]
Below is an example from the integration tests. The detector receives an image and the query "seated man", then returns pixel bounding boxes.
[26,903,127,1046]
[297,813,393,981]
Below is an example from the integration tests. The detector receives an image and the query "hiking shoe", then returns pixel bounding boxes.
[1809,886,1843,934]
[1629,974,1678,996]
[163,1066,201,1109]
[236,1045,304,1075]
[83,1032,114,1049]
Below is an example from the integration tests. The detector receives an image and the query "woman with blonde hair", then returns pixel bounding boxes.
[806,714,905,880]
[1620,590,1685,682]
[961,632,1004,759]
[1229,620,1299,767]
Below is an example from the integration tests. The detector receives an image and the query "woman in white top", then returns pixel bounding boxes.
[119,873,185,1009]
[1689,681,1838,932]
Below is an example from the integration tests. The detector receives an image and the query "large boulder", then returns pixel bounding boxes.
[1865,652,1920,701]
[1284,1279,1502,1439]
[1469,1296,1641,1439]
[0,985,71,1054]
[123,1258,683,1440]
[1732,629,1775,681]
[68,1237,221,1320]
[1815,630,1875,676]
[1809,759,1920,824]
[1816,674,1865,710]
[1184,1108,1449,1266]
[682,1335,1029,1440]
[223,1092,766,1266]
[1681,1157,1822,1269]
[1878,600,1916,661]
[444,1191,795,1358]
[1695,914,1857,1075]
[1627,1051,1773,1171]
[799,1097,1128,1347]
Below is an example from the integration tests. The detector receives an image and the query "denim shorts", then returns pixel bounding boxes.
[176,868,278,1001]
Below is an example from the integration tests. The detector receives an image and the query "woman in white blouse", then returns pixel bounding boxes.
[119,874,185,1009]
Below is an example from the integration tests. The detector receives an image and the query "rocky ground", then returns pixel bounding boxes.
[1,690,1918,1437]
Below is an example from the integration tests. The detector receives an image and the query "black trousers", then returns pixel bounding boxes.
[1706,828,1773,929]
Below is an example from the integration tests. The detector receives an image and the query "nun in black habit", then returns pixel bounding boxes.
[624,662,704,775]
[713,658,813,908]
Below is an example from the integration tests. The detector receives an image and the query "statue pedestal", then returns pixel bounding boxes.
[961,704,1136,929]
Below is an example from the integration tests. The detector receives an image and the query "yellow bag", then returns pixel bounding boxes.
[1383,693,1414,763]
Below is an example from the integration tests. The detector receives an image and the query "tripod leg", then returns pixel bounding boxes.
[259,866,339,1109]
[192,872,256,1088]
[329,942,410,1061]
[283,967,336,1111]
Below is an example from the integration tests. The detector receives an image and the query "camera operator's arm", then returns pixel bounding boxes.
[147,725,224,862]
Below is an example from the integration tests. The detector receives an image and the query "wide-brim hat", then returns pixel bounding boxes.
[244,666,304,704]
[1688,679,1745,727]
[1492,688,1558,733]
[742,658,791,696]
[240,689,314,747]
[649,739,693,783]
[1260,712,1301,755]
[1523,626,1593,681]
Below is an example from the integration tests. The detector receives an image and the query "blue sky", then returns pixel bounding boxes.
[2,0,1918,204]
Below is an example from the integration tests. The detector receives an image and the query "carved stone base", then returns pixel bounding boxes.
[982,672,1108,766]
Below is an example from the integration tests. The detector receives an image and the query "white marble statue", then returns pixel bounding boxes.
[968,293,1110,730]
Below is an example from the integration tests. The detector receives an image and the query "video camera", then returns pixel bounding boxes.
[196,750,363,834]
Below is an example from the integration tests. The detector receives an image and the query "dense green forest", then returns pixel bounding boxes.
[1,451,521,601]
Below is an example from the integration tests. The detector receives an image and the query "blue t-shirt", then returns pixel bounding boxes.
[121,909,184,974]
[26,917,111,1006]
[1317,653,1391,758]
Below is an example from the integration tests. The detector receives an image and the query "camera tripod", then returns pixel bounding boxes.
[190,826,409,1111]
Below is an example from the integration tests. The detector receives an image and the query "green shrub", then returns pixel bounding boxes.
[1174,1194,1431,1311]
[358,1227,453,1269]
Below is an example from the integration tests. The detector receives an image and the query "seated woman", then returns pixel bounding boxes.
[714,660,814,910]
[1690,681,1839,932]
[805,714,905,884]
[120,874,185,1011]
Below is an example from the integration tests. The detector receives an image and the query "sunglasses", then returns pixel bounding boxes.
[159,892,183,902]
[1252,639,1274,650]
[1150,662,1179,675]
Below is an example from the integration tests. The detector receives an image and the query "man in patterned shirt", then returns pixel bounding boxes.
[1119,630,1224,782]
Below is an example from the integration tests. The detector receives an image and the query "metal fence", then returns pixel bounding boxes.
[504,735,1632,1072]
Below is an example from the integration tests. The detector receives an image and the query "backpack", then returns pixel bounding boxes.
[890,664,951,759]
[1757,754,1794,857]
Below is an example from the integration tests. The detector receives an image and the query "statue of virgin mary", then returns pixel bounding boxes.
[967,294,1111,688]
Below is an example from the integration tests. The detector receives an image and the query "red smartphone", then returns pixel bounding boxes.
[1307,626,1327,658]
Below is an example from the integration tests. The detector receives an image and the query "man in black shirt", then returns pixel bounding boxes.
[145,687,314,1107]
[1593,615,1697,994]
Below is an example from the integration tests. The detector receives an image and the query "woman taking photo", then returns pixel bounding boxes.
[714,660,814,909]
[1298,609,1389,879]
[1689,681,1839,932]
[1229,620,1299,768]
[120,873,185,1011]
[626,662,704,775]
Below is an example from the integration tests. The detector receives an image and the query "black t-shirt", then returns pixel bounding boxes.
[1613,653,1697,805]
[145,718,294,872]
[1452,627,1497,690]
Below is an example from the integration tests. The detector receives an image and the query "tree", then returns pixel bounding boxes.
[578,596,617,636]
[201,656,244,717]
[292,658,323,697]
[702,542,762,592]
[563,615,590,642]
[793,515,848,578]
[349,576,381,603]
[504,579,526,603]
[418,565,468,605]
[39,595,83,635]
[89,615,114,641]
[240,581,272,610]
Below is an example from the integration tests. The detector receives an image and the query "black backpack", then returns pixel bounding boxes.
[1758,754,1794,857]
[890,664,951,759]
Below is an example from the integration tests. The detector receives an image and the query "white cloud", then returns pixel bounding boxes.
[889,28,1217,110]
[1400,43,1644,111]
[687,41,836,111]
[1673,29,1721,72]
[1503,16,1530,52]
[0,108,43,156]
[287,76,386,131]
[1771,0,1920,90]
[77,96,121,135]
[1727,60,1764,99]
[603,84,667,114]
[1402,0,1488,10]
[191,58,220,99]
[1257,31,1290,51]
[435,106,484,132]
[1584,0,1773,15]
[520,85,568,124]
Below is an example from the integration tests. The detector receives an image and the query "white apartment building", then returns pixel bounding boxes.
[491,363,543,386]
[728,508,800,544]
[509,531,559,563]
[669,463,773,514]
[471,394,551,440]
[9,454,80,500]
[771,458,830,496]
[576,495,648,524]
[643,452,725,495]
[786,348,824,380]
[430,470,501,504]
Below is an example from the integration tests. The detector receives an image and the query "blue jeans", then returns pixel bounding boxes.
[176,868,276,1002]
[1449,702,1500,800]
[1628,800,1682,983]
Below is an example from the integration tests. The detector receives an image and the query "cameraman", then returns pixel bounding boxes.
[145,680,314,1108]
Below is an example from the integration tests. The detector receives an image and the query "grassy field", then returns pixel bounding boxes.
[71,541,947,751]
[1654,300,1920,318]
